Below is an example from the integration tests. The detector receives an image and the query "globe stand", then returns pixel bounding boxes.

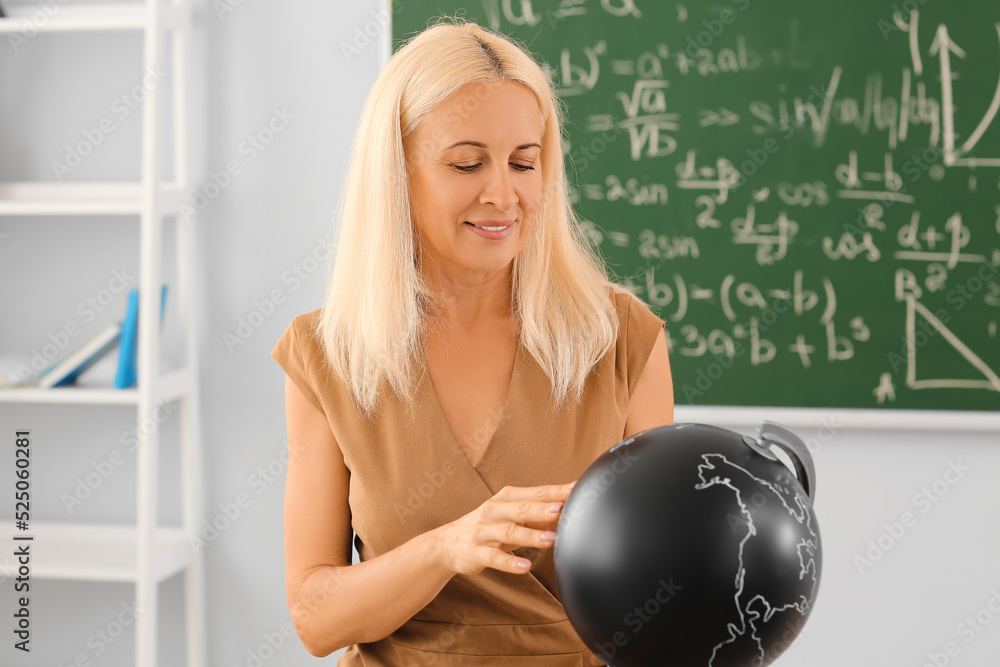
[751,421,817,498]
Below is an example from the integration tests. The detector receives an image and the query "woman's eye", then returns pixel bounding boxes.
[451,163,535,172]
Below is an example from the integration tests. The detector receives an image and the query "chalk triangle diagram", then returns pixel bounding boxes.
[905,296,1000,392]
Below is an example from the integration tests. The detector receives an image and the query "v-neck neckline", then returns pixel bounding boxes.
[423,340,523,471]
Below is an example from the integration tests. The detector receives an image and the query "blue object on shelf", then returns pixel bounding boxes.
[115,285,168,389]
[33,323,122,389]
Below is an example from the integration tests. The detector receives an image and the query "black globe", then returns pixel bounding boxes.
[554,422,822,667]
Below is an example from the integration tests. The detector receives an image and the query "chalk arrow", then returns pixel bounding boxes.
[929,24,967,59]
[930,24,967,164]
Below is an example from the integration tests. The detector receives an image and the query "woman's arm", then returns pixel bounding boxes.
[282,377,456,656]
[623,328,674,438]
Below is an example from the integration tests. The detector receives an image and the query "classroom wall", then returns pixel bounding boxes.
[0,1,997,665]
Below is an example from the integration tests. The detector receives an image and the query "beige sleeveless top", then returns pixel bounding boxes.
[271,286,666,666]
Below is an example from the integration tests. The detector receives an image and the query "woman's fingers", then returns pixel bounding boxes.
[437,481,578,576]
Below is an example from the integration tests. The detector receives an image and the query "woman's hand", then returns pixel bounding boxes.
[433,482,577,576]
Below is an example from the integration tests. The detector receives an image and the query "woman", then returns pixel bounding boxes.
[272,17,673,666]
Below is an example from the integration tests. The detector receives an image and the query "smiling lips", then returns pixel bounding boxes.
[465,221,514,240]
[466,220,513,230]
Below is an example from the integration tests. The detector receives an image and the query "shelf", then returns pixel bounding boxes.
[0,367,191,405]
[0,181,189,216]
[0,3,183,34]
[0,521,193,583]
[1,0,205,662]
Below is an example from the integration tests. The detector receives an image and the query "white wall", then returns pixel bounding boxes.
[0,1,998,666]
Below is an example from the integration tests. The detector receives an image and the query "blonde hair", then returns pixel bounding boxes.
[316,16,628,419]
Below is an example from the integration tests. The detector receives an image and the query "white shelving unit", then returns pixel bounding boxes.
[0,2,204,666]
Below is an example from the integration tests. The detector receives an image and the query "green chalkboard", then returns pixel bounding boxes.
[391,0,1000,411]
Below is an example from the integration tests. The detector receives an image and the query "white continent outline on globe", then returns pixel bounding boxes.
[694,454,820,666]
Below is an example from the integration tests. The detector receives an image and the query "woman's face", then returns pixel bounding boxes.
[405,80,543,286]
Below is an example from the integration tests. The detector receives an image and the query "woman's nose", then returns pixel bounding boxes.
[480,163,518,210]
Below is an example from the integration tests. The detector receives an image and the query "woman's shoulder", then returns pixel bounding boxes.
[272,308,328,413]
[290,307,322,333]
[605,283,653,319]
[272,307,332,378]
[605,284,665,350]
[605,283,625,308]
[280,308,324,354]
[591,284,666,400]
